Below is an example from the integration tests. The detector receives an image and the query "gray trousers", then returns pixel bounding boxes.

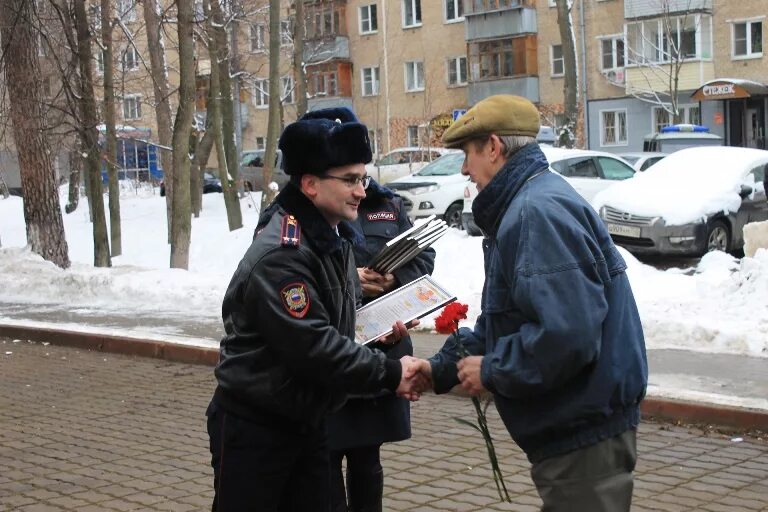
[530,429,637,512]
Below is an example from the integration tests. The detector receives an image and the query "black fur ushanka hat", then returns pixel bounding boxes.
[278,107,373,176]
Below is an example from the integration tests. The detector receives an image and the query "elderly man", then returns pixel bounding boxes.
[206,108,423,511]
[418,95,648,511]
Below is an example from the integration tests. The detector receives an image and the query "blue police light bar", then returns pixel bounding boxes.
[660,124,710,133]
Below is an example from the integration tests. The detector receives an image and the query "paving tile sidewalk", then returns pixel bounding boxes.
[2,338,768,512]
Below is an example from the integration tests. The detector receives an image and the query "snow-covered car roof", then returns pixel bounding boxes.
[593,146,768,225]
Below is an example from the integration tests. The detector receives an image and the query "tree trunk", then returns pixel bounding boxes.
[262,0,282,210]
[101,0,121,256]
[65,149,81,214]
[208,0,242,231]
[189,129,202,217]
[143,0,175,242]
[74,0,110,267]
[556,0,578,148]
[0,0,70,269]
[192,116,215,216]
[293,0,307,118]
[170,0,195,269]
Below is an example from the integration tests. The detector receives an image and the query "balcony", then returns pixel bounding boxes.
[465,5,536,41]
[625,61,714,95]
[303,36,350,65]
[625,0,711,19]
[469,76,539,104]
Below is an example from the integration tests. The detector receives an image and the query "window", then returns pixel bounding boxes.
[596,157,635,180]
[469,36,535,80]
[280,19,293,46]
[601,110,627,146]
[368,129,381,156]
[253,79,269,108]
[95,50,105,74]
[403,0,422,28]
[117,0,135,22]
[651,105,701,133]
[361,67,380,96]
[89,5,101,33]
[306,3,345,38]
[38,33,49,57]
[281,75,295,104]
[552,157,599,178]
[123,95,142,120]
[250,24,265,52]
[600,36,625,70]
[446,57,467,86]
[122,46,139,71]
[255,137,266,150]
[445,0,463,22]
[733,20,763,58]
[626,15,710,64]
[406,125,419,147]
[550,44,564,76]
[360,4,378,34]
[404,61,424,92]
[193,0,204,22]
[312,71,338,97]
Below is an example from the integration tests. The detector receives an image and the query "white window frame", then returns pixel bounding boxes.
[731,18,763,59]
[122,45,139,71]
[650,104,701,133]
[361,66,380,96]
[404,61,424,92]
[280,19,292,46]
[117,0,136,22]
[359,4,378,34]
[281,75,295,104]
[550,44,564,76]
[402,0,422,28]
[444,0,463,23]
[600,35,625,70]
[406,125,419,147]
[253,79,269,108]
[122,94,142,120]
[250,23,266,52]
[446,56,467,86]
[600,109,628,147]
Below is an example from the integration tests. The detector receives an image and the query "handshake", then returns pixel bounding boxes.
[395,356,432,401]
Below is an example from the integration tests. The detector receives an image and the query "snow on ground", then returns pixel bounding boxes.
[1,185,767,358]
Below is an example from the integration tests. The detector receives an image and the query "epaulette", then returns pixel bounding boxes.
[280,214,301,248]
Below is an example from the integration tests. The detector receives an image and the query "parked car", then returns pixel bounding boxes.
[240,149,287,191]
[643,124,722,153]
[386,152,468,228]
[160,171,222,196]
[460,147,636,235]
[366,147,454,185]
[593,146,768,256]
[618,152,668,172]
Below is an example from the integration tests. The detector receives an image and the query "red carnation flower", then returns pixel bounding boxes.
[434,302,469,335]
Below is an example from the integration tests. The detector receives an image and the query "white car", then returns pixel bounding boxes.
[617,152,668,172]
[461,147,636,235]
[366,147,453,185]
[386,152,467,229]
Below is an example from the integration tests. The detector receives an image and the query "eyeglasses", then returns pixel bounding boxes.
[319,174,371,189]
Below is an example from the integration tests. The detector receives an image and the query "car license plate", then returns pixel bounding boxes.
[606,223,641,238]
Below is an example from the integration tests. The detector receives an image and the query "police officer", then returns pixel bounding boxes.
[206,108,424,511]
[327,177,436,512]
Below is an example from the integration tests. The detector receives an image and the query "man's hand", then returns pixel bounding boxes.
[358,268,397,298]
[396,356,432,400]
[457,356,486,396]
[377,319,420,345]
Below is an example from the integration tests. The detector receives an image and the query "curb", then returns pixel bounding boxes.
[3,323,767,431]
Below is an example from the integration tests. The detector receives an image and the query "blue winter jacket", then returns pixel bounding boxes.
[429,143,648,463]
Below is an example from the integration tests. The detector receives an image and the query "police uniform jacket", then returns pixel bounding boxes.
[327,179,435,450]
[212,182,402,427]
[429,144,648,463]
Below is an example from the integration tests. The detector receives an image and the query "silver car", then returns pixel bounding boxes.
[594,147,768,256]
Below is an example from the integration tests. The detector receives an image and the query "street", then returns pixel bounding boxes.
[1,338,767,512]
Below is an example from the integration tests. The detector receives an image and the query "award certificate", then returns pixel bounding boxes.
[354,275,456,345]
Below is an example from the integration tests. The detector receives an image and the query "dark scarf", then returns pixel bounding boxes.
[472,143,550,236]
[257,182,364,254]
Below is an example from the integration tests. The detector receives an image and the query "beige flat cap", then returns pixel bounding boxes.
[442,95,541,148]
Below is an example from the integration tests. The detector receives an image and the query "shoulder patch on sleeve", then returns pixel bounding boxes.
[281,282,310,318]
[281,215,302,247]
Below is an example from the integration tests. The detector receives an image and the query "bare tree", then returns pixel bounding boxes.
[555,0,578,148]
[261,0,282,210]
[142,0,175,241]
[292,0,307,118]
[0,0,70,269]
[74,0,111,267]
[101,0,121,256]
[170,0,196,269]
